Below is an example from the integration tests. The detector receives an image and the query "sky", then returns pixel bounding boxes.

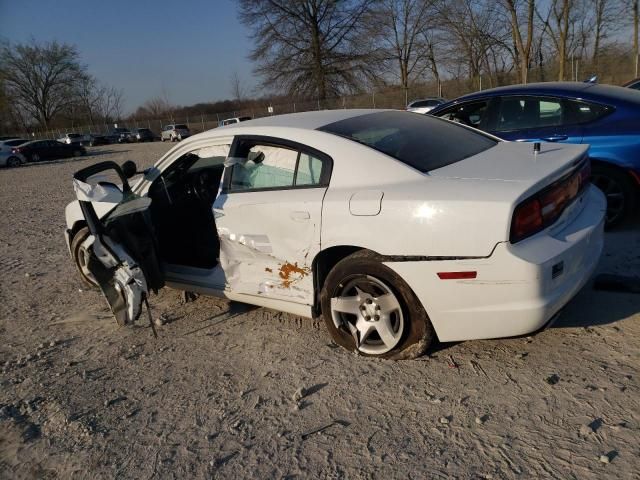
[0,0,257,113]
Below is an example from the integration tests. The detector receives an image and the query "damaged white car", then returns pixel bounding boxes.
[65,110,606,359]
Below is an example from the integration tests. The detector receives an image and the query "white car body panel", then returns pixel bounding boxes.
[214,187,325,304]
[65,109,606,344]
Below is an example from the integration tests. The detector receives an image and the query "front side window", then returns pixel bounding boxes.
[495,96,563,132]
[437,101,489,128]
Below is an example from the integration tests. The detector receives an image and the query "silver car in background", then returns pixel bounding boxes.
[406,97,447,114]
[161,123,191,142]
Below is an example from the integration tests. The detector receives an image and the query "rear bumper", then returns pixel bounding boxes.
[384,185,606,342]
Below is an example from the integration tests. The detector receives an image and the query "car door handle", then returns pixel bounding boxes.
[290,211,310,221]
[540,135,568,142]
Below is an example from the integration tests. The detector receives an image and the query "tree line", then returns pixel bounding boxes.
[1,0,638,133]
[239,0,638,99]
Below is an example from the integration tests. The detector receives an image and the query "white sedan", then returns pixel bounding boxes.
[64,110,606,359]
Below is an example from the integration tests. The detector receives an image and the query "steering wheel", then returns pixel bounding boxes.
[192,170,215,204]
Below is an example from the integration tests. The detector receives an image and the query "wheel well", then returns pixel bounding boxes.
[69,220,87,241]
[311,245,364,316]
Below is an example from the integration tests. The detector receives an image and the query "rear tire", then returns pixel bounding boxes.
[6,157,21,168]
[591,164,637,228]
[320,250,435,360]
[71,227,99,288]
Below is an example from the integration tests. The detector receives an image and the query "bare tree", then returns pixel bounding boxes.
[502,0,535,83]
[238,0,376,101]
[229,71,247,101]
[367,0,437,99]
[0,40,85,128]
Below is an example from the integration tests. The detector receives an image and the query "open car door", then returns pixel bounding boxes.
[73,161,164,326]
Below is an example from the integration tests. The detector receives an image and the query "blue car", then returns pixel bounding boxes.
[429,82,640,226]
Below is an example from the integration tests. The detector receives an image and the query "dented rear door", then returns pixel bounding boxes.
[213,139,331,305]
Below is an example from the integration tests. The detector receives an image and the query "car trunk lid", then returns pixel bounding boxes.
[429,141,588,190]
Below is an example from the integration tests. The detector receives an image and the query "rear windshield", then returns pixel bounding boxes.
[174,124,188,130]
[319,111,498,173]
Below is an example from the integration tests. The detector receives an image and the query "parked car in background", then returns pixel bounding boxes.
[0,149,26,168]
[85,134,110,146]
[406,98,447,114]
[623,78,640,90]
[134,128,155,142]
[430,82,640,226]
[219,116,252,127]
[106,127,134,143]
[161,124,191,142]
[12,140,86,162]
[0,138,28,152]
[65,110,605,360]
[58,133,84,145]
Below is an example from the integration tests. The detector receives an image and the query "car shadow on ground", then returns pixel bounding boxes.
[553,284,640,329]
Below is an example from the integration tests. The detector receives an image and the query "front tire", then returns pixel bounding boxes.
[591,164,637,228]
[320,250,435,360]
[71,227,99,288]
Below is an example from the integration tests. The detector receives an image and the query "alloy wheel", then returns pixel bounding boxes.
[330,275,404,355]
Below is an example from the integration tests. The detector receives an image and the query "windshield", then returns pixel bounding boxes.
[319,111,498,173]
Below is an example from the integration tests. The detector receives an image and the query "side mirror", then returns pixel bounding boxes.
[122,160,138,179]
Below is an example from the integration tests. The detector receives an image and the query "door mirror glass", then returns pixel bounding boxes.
[122,160,138,178]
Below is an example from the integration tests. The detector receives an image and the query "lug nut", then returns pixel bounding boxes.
[365,315,371,321]
[360,306,366,311]
[374,315,380,321]
[366,298,373,304]
[375,305,380,310]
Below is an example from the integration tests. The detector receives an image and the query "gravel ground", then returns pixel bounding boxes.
[1,142,639,479]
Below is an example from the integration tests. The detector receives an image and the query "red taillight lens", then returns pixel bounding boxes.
[512,198,543,242]
[510,159,590,243]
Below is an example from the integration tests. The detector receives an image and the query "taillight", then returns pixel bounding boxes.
[510,159,590,243]
[12,147,20,153]
[512,198,543,242]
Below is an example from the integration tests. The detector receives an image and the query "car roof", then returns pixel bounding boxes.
[433,82,640,112]
[216,109,392,132]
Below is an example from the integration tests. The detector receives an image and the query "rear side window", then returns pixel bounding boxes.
[319,111,497,173]
[5,139,26,146]
[228,142,328,192]
[495,96,564,131]
[174,124,188,130]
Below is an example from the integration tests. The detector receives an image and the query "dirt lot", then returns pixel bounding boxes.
[0,142,639,479]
